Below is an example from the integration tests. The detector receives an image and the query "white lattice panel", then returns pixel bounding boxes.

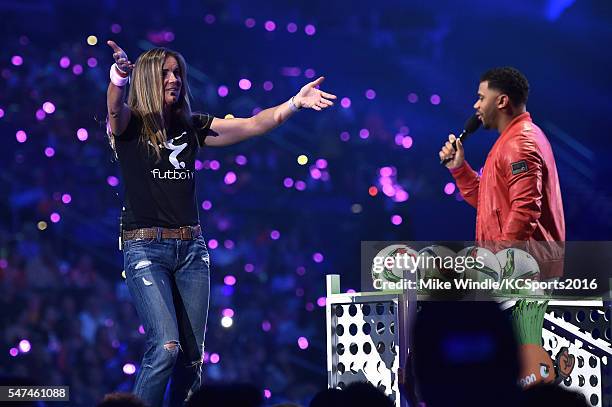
[542,306,611,407]
[326,276,610,407]
[328,299,402,406]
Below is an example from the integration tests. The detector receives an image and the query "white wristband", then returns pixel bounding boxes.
[288,95,301,112]
[110,64,129,87]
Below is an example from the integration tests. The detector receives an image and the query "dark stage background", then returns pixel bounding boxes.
[1,0,611,405]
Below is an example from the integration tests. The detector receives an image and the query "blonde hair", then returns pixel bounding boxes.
[108,48,193,160]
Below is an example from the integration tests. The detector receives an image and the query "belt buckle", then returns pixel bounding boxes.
[179,226,192,240]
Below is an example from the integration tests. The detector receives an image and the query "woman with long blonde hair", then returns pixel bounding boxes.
[106,40,336,406]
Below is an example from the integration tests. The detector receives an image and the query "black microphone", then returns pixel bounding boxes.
[440,114,481,166]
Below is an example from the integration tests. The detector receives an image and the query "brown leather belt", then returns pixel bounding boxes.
[122,225,202,241]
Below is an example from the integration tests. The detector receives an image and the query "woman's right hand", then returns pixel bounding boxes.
[107,40,134,75]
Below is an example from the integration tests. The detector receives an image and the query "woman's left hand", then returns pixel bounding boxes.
[294,77,337,111]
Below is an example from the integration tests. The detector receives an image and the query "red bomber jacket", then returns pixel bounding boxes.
[450,112,565,279]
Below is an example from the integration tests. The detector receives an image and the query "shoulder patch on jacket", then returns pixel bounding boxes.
[511,160,528,175]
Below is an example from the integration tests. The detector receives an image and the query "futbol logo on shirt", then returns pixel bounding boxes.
[148,132,188,169]
[149,132,194,180]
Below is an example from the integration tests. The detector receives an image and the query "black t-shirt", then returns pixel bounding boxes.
[114,112,213,230]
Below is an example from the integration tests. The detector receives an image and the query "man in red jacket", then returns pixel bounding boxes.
[439,67,565,280]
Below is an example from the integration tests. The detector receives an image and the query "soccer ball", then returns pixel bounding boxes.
[417,245,460,282]
[496,248,541,295]
[496,248,540,280]
[370,244,419,286]
[456,246,501,284]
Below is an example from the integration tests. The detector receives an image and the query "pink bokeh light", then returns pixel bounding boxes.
[297,336,309,349]
[444,182,456,195]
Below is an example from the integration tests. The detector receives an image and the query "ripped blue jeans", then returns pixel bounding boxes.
[123,235,210,407]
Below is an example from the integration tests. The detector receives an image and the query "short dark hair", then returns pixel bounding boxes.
[480,67,529,106]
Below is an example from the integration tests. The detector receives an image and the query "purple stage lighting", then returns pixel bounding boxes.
[123,363,136,375]
[19,339,31,353]
[77,128,88,141]
[59,57,70,68]
[224,171,237,185]
[264,21,276,31]
[235,155,247,165]
[43,102,56,114]
[238,78,252,90]
[16,130,27,143]
[391,215,403,225]
[107,176,119,187]
[444,182,456,195]
[304,24,316,35]
[297,336,309,349]
[217,85,229,97]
